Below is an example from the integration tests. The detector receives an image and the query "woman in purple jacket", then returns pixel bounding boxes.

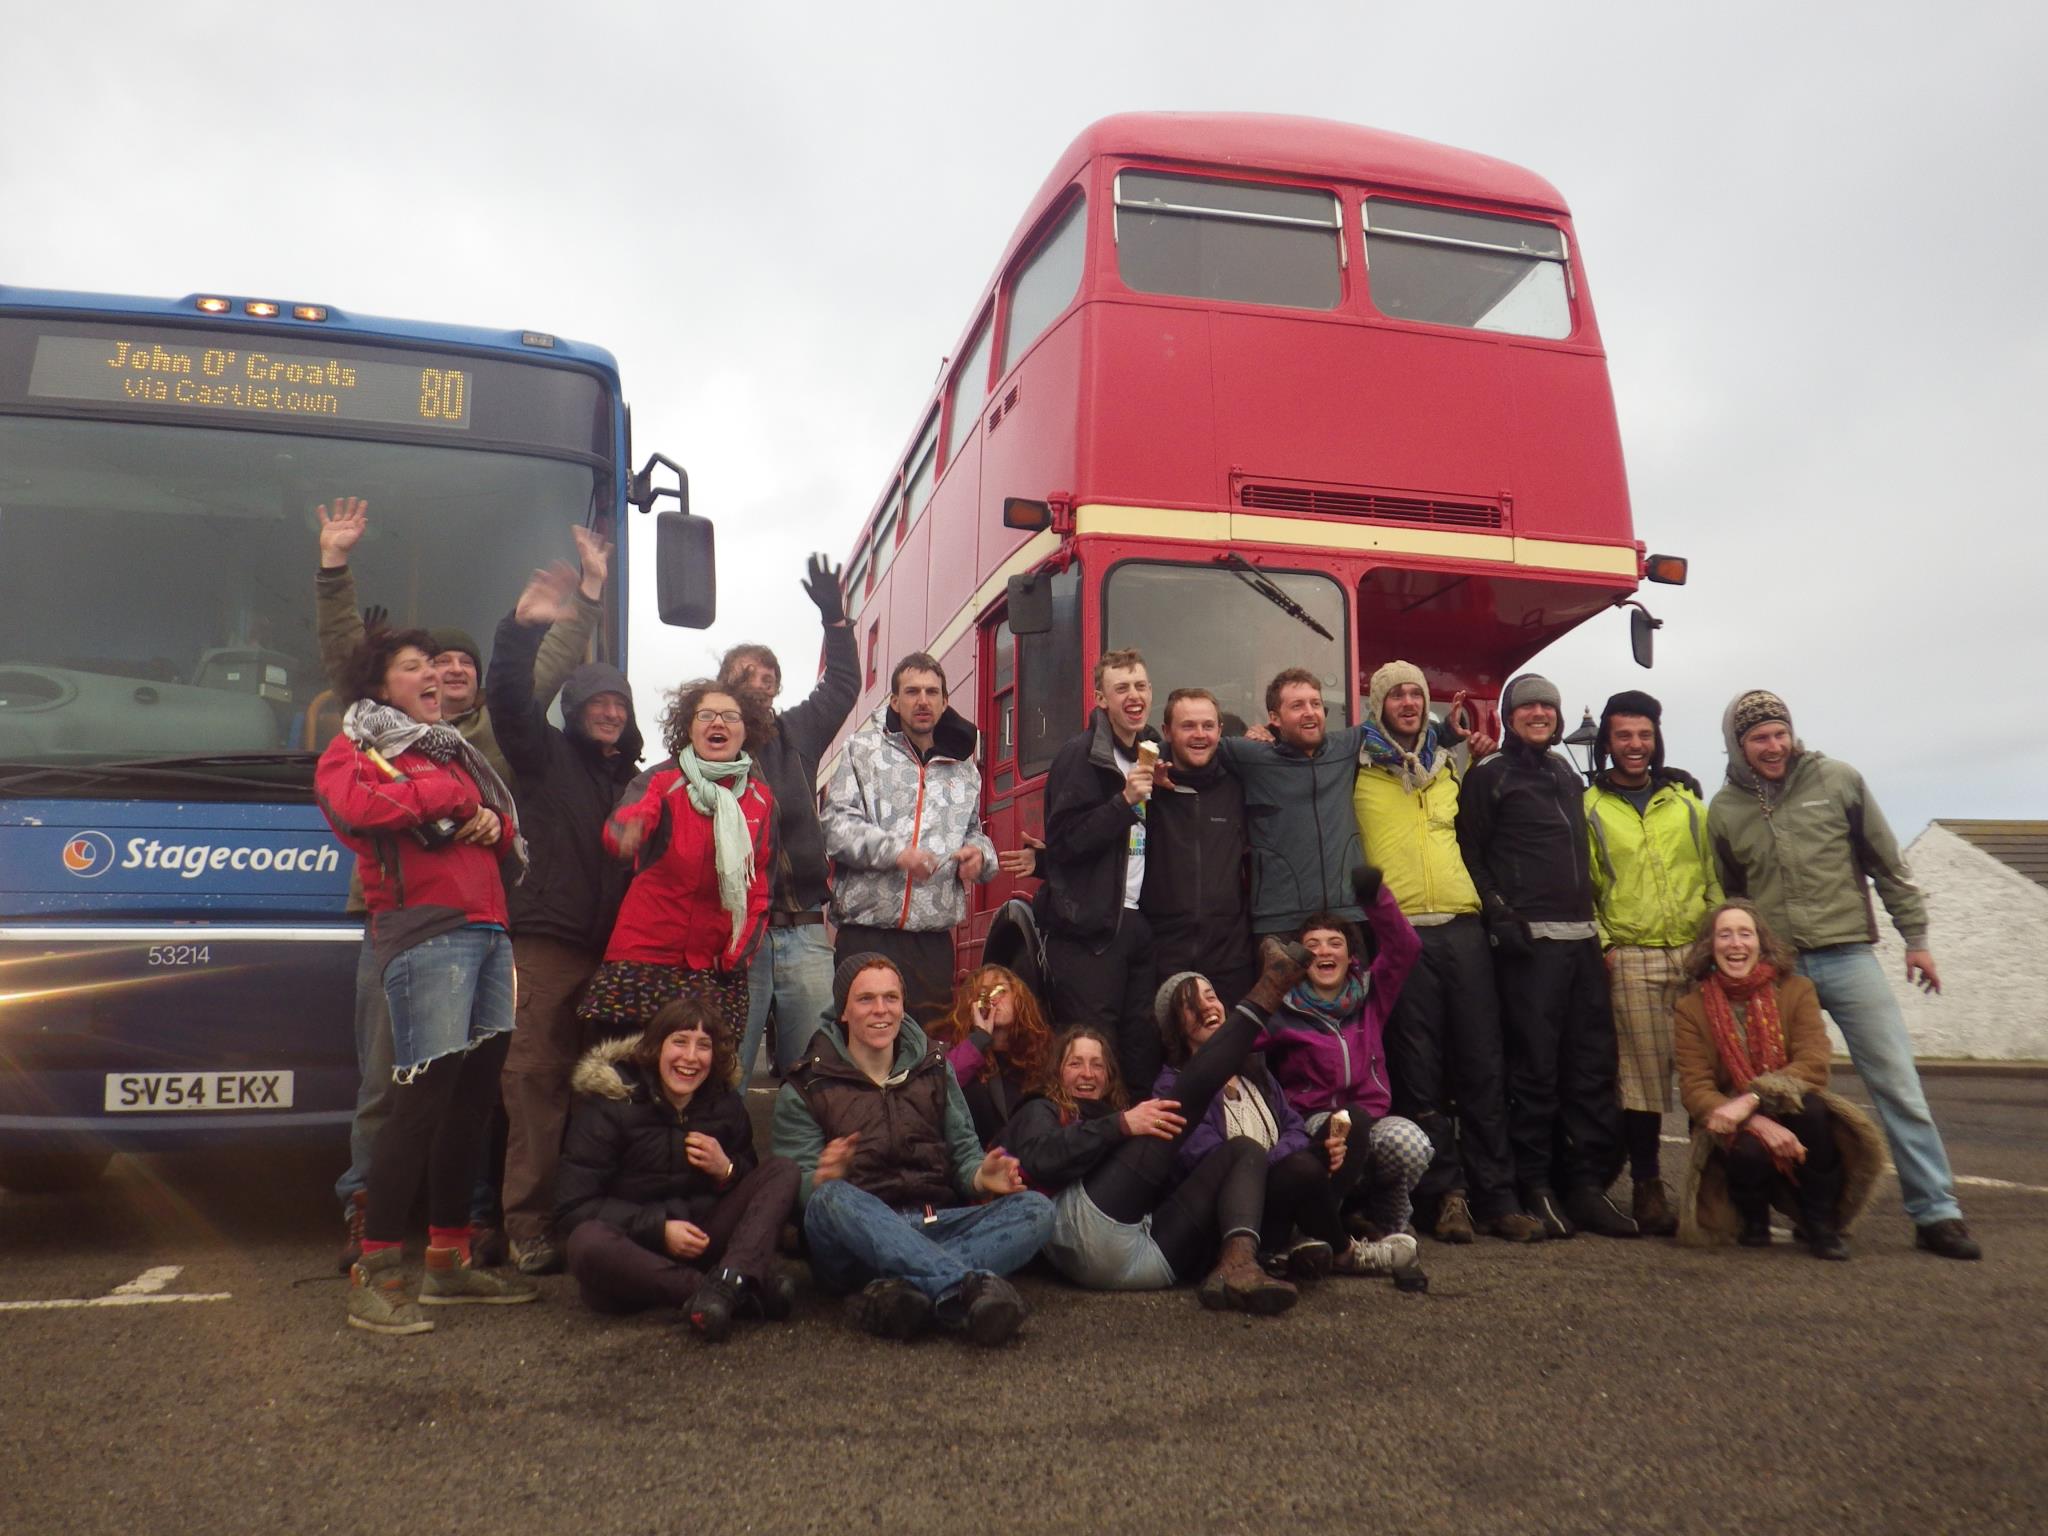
[1257,867,1434,1240]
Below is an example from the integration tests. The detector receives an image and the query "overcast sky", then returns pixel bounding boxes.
[6,2,2044,842]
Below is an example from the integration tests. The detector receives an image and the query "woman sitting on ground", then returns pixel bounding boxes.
[1673,900,1882,1259]
[578,680,775,1039]
[556,997,800,1339]
[315,626,537,1336]
[996,942,1306,1315]
[1158,970,1422,1286]
[930,964,1054,1145]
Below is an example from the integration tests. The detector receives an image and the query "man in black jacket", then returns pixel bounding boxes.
[1456,673,1636,1240]
[1140,687,1253,1009]
[713,554,859,1080]
[487,558,645,1276]
[1040,649,1165,1093]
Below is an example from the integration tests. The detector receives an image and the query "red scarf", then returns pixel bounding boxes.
[1701,963,1786,1087]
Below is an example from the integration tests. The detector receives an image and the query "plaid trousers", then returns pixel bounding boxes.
[1606,945,1689,1113]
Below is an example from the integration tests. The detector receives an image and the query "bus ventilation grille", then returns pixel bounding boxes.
[1237,482,1506,530]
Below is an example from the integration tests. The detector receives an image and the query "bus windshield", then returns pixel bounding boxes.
[0,414,603,774]
[1102,561,1349,733]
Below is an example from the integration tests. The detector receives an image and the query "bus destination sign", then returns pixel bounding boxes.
[26,329,473,430]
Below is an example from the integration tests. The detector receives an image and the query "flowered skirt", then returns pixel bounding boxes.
[575,961,749,1039]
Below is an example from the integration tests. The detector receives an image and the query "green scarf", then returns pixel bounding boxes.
[673,747,756,949]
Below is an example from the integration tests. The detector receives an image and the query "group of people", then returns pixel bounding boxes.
[311,501,1981,1346]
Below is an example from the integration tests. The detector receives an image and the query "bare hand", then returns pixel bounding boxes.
[1242,723,1275,744]
[663,1220,710,1260]
[317,496,368,568]
[514,560,581,627]
[955,845,986,883]
[1905,949,1941,995]
[454,807,501,845]
[1745,1114,1806,1176]
[1122,762,1155,805]
[611,818,646,860]
[1120,1099,1186,1141]
[895,846,941,881]
[973,1147,1026,1197]
[997,832,1044,878]
[814,1133,859,1185]
[684,1131,735,1183]
[571,524,613,599]
[1325,1136,1347,1173]
[1705,1092,1758,1138]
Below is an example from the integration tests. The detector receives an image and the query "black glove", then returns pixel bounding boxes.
[1350,864,1384,909]
[802,553,845,625]
[1485,905,1534,962]
[361,603,389,633]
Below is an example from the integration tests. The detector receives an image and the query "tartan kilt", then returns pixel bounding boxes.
[1607,944,1690,1113]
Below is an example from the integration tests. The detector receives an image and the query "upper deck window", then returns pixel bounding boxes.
[904,411,939,519]
[1362,200,1572,339]
[1113,170,1341,311]
[1001,197,1087,375]
[944,315,993,469]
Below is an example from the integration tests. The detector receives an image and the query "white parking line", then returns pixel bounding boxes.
[1660,1135,2048,1196]
[0,1266,231,1313]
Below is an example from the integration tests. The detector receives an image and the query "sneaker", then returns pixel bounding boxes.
[1525,1188,1577,1241]
[1278,1238,1334,1283]
[1432,1193,1476,1245]
[419,1245,541,1306]
[347,1248,433,1336]
[845,1278,932,1340]
[1914,1219,1983,1261]
[1806,1227,1850,1262]
[1487,1209,1546,1244]
[336,1190,367,1275]
[509,1236,563,1277]
[958,1273,1027,1347]
[467,1222,509,1270]
[1335,1232,1420,1277]
[747,1267,798,1323]
[686,1270,744,1343]
[1565,1186,1641,1239]
[1631,1178,1679,1237]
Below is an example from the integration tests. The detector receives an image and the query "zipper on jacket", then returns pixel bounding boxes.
[897,755,929,930]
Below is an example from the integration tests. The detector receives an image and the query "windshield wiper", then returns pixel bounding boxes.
[1219,552,1335,641]
[0,757,318,802]
[99,752,320,772]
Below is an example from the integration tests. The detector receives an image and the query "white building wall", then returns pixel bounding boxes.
[1856,823,2048,1061]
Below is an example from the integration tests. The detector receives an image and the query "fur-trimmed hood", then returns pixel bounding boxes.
[1677,1072,1885,1247]
[570,1034,647,1101]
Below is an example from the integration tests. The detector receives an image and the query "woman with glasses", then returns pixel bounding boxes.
[578,680,777,1038]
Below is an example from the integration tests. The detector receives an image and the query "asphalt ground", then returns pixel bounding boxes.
[3,1071,2044,1536]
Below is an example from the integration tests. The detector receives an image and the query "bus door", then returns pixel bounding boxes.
[971,611,1028,953]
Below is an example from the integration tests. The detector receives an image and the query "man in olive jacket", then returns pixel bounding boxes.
[1707,689,1979,1261]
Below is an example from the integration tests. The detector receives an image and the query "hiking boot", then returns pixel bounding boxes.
[846,1278,932,1340]
[686,1269,744,1343]
[467,1222,509,1270]
[1242,937,1311,1014]
[1487,1208,1546,1243]
[959,1273,1028,1347]
[1433,1193,1477,1245]
[1736,1205,1773,1247]
[1806,1227,1850,1262]
[1278,1238,1334,1283]
[1524,1188,1576,1240]
[336,1190,367,1275]
[347,1248,433,1337]
[509,1235,563,1277]
[1565,1186,1641,1239]
[1631,1178,1679,1237]
[1199,1234,1298,1316]
[419,1244,541,1306]
[1335,1232,1420,1278]
[1914,1219,1983,1261]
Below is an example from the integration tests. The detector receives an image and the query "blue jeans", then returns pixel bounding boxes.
[335,936,396,1210]
[1797,943,1961,1224]
[381,927,516,1080]
[803,1180,1054,1305]
[742,920,837,1080]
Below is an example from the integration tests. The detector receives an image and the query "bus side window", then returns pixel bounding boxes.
[865,620,881,690]
[989,618,1017,794]
[1000,196,1087,376]
[1016,564,1083,779]
[943,312,993,471]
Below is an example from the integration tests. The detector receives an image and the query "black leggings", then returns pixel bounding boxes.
[365,1032,511,1244]
[1724,1093,1844,1231]
[1262,1148,1345,1251]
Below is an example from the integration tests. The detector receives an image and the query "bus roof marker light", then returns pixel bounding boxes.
[1002,498,1052,532]
[244,301,281,318]
[292,305,328,322]
[521,332,556,349]
[195,297,231,314]
[1644,553,1688,585]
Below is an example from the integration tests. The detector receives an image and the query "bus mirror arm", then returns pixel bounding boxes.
[629,453,690,515]
[1621,600,1661,670]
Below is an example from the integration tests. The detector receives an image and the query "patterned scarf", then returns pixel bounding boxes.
[1700,962,1786,1086]
[1286,969,1366,1029]
[671,747,756,947]
[342,698,527,877]
[1359,718,1443,793]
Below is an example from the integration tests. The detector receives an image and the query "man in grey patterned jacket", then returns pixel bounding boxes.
[823,652,998,1028]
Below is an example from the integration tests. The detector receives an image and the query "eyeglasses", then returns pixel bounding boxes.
[693,709,744,726]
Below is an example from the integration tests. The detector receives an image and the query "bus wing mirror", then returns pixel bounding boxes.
[656,511,717,629]
[1629,605,1659,670]
[1007,572,1054,636]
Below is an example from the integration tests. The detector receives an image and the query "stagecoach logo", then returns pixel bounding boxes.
[61,831,117,878]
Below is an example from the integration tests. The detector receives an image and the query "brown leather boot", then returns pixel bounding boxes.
[1241,937,1310,1015]
[1198,1234,1298,1316]
[1631,1178,1679,1237]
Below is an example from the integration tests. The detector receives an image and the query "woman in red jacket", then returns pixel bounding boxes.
[315,627,536,1337]
[578,680,775,1041]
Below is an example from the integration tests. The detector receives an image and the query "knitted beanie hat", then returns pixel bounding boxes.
[1154,970,1203,1030]
[427,628,483,670]
[1595,689,1665,771]
[1501,673,1561,716]
[1368,660,1430,727]
[831,951,901,1022]
[1731,689,1792,744]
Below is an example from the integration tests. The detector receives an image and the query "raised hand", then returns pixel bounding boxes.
[317,496,368,569]
[571,524,613,600]
[802,552,846,624]
[515,560,581,627]
[1120,1099,1186,1141]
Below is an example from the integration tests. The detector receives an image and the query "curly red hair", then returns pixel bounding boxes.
[932,964,1052,1087]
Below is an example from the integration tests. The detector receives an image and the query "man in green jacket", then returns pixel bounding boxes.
[1584,690,1719,1236]
[1707,689,1979,1261]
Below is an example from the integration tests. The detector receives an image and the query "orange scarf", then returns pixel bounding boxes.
[1701,963,1786,1087]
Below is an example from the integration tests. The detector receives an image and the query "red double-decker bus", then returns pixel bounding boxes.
[825,112,1674,955]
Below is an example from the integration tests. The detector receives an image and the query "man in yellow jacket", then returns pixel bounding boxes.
[1353,662,1540,1245]
[1583,690,1719,1235]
